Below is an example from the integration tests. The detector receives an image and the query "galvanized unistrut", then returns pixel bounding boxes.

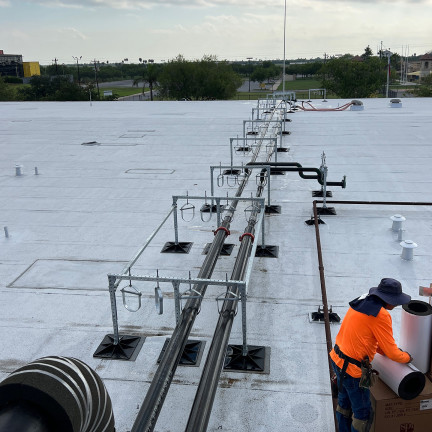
[131,105,280,432]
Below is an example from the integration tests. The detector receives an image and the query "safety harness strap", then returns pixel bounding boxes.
[334,344,362,391]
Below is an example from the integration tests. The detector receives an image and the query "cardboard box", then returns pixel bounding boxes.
[370,376,432,432]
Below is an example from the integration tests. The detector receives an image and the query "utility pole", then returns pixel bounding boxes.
[52,58,59,75]
[282,0,287,95]
[384,49,392,98]
[247,57,253,99]
[93,59,100,99]
[72,56,82,85]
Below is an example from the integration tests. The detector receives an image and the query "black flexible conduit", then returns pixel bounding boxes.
[131,108,281,432]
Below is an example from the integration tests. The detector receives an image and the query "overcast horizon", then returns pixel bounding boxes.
[1,0,431,65]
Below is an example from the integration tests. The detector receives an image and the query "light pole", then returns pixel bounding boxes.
[72,56,82,85]
[283,0,287,95]
[247,57,253,97]
[384,49,392,98]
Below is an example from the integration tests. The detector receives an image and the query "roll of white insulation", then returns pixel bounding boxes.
[372,353,425,400]
[399,300,432,373]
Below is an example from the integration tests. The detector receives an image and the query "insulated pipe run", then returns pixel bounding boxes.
[186,187,264,432]
[131,106,282,432]
[186,140,273,432]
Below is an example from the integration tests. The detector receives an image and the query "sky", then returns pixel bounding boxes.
[1,0,432,65]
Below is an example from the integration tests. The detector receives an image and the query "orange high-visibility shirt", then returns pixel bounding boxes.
[330,306,410,378]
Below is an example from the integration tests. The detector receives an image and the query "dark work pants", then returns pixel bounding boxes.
[331,360,372,432]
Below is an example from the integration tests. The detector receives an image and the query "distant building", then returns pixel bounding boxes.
[23,62,41,78]
[0,50,40,78]
[419,54,432,79]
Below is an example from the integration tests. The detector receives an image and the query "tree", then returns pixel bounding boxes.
[17,75,98,101]
[414,74,432,97]
[0,76,15,101]
[362,45,373,60]
[158,55,241,100]
[320,56,388,98]
[133,63,162,101]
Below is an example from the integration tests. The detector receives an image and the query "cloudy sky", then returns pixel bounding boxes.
[1,0,431,65]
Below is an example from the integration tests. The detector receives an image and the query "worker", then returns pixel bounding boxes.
[329,278,412,432]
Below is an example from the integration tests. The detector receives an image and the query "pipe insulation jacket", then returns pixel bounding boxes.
[372,353,425,400]
[399,300,432,373]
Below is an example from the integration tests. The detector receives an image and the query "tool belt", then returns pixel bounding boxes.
[333,345,378,391]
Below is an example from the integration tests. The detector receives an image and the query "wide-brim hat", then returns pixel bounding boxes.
[369,278,411,306]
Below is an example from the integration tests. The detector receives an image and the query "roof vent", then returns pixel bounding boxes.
[390,99,402,108]
[400,240,418,261]
[390,214,406,232]
[15,164,23,176]
[350,100,364,111]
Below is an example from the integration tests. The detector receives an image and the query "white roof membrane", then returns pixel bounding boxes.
[1,98,432,431]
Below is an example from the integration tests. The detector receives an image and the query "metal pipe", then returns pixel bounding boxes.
[312,201,338,431]
[131,108,280,432]
[247,162,346,188]
[185,130,274,432]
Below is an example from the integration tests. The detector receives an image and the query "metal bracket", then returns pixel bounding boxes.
[121,284,142,312]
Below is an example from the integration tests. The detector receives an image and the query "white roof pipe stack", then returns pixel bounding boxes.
[399,300,432,373]
[390,214,406,232]
[400,240,418,260]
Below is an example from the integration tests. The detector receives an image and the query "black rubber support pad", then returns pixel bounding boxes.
[316,207,337,215]
[157,339,205,366]
[224,345,268,373]
[312,190,333,197]
[255,245,279,258]
[161,242,193,254]
[264,205,281,215]
[93,334,142,361]
[202,243,235,256]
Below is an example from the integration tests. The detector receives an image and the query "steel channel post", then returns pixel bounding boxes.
[241,283,248,356]
[173,197,179,245]
[229,139,234,170]
[267,167,271,207]
[322,166,328,209]
[210,166,215,199]
[172,281,181,324]
[216,198,221,227]
[274,138,278,163]
[108,275,120,345]
[279,120,283,148]
[243,120,246,139]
